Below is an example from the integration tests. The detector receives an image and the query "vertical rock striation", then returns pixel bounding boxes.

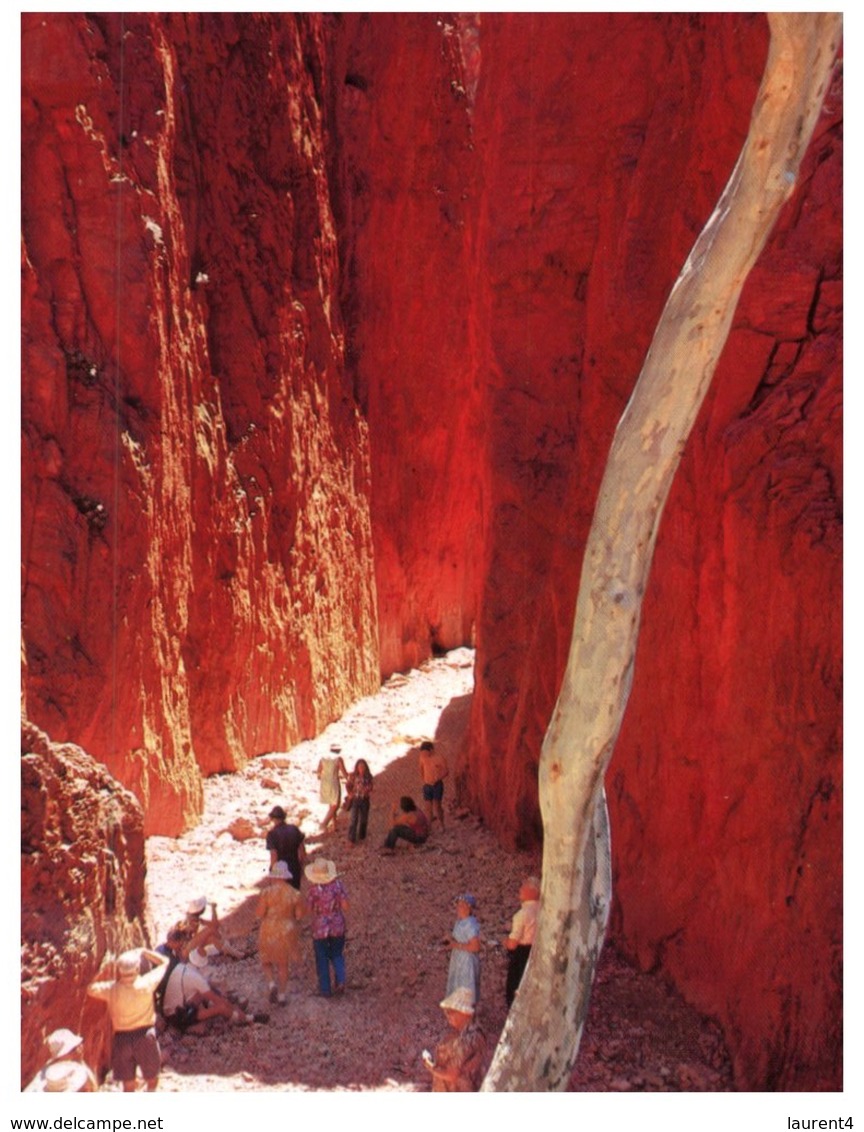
[21,13,379,834]
[330,13,486,674]
[336,12,841,1089]
[21,11,841,1090]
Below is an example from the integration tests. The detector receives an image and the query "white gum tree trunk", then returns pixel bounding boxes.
[482,13,842,1091]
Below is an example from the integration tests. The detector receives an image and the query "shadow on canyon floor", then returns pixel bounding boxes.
[137,655,733,1092]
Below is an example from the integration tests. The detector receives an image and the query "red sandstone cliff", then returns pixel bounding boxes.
[21,12,841,1091]
[21,719,148,1086]
[22,12,380,835]
[336,16,841,1087]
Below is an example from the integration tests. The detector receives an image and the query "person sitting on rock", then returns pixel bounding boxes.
[24,1028,98,1092]
[161,948,264,1033]
[381,795,430,852]
[421,987,487,1092]
[173,896,243,960]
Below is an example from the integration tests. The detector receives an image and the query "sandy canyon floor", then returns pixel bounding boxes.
[135,649,732,1093]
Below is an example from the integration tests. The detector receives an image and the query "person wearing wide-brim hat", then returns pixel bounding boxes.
[28,1060,98,1093]
[304,858,349,997]
[256,860,306,1005]
[24,1029,98,1092]
[169,894,242,960]
[421,986,487,1092]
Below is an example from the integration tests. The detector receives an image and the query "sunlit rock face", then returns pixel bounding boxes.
[21,720,148,1087]
[21,12,840,1091]
[21,12,380,835]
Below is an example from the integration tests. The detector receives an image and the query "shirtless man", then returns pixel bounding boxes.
[418,740,448,831]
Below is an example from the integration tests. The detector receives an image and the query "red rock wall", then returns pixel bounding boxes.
[335,11,841,1090]
[330,14,486,674]
[452,13,839,1090]
[22,13,380,834]
[21,720,148,1087]
[21,11,841,1091]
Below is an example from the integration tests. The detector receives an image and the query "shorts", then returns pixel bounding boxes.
[422,780,444,803]
[112,1026,161,1082]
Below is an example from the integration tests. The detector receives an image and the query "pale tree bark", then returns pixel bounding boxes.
[482,13,842,1091]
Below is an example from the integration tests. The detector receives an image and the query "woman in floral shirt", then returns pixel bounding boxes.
[304,858,349,997]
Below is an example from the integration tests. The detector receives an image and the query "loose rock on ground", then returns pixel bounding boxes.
[137,650,732,1092]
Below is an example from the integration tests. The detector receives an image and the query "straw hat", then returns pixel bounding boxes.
[440,987,475,1015]
[304,858,339,885]
[186,896,207,916]
[39,1061,91,1092]
[45,1029,83,1060]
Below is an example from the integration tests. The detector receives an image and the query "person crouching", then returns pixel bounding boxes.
[161,948,262,1033]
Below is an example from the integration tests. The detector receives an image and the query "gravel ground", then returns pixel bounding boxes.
[134,649,733,1094]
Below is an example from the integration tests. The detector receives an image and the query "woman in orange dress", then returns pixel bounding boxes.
[256,861,305,1005]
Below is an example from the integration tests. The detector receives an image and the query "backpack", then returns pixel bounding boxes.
[153,949,181,1019]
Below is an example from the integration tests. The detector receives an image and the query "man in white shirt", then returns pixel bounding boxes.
[503,876,540,1006]
[162,950,254,1032]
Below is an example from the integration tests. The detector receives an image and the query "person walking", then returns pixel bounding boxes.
[256,860,305,1004]
[266,805,305,890]
[304,858,349,997]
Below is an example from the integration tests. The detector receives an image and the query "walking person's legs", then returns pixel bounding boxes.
[313,937,332,996]
[330,936,346,992]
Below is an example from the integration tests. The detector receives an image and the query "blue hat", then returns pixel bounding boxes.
[456,893,476,908]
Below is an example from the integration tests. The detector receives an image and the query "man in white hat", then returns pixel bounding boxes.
[161,948,264,1031]
[421,987,487,1092]
[174,896,243,959]
[86,948,169,1091]
[24,1029,98,1092]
